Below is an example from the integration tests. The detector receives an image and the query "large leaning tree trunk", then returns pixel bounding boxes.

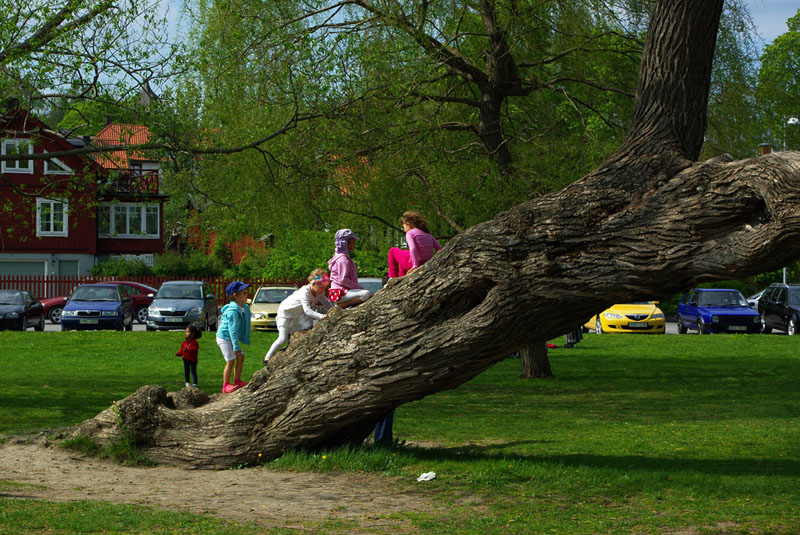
[78,0,800,468]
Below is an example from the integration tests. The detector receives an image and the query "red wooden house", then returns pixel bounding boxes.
[0,103,167,277]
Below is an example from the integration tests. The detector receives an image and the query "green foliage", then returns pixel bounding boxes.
[90,257,154,277]
[757,9,800,151]
[153,251,225,277]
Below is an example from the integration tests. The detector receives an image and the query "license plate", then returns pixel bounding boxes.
[79,319,99,325]
[728,325,747,331]
[627,322,648,328]
[164,317,184,323]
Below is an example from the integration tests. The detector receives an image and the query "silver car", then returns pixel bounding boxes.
[146,281,218,331]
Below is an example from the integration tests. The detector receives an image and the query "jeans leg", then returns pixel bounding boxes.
[183,360,191,383]
[374,408,395,444]
[190,362,198,385]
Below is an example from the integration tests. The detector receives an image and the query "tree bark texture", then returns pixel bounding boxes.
[78,1,800,468]
[519,342,554,379]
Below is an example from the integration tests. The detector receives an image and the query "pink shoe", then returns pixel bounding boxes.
[222,383,237,394]
[234,379,248,388]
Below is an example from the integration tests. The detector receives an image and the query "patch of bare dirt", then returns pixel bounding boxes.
[0,439,435,532]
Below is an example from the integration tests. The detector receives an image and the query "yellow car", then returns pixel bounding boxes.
[249,285,296,331]
[585,302,666,334]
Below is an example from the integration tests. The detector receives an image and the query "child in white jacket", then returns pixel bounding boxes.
[263,268,332,364]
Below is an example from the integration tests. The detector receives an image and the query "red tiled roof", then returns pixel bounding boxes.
[93,123,153,170]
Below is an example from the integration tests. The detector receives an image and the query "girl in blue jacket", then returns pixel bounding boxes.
[216,281,252,393]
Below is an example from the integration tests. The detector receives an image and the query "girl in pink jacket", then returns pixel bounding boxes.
[328,229,372,307]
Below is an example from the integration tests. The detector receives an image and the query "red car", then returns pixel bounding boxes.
[43,280,158,324]
[106,281,158,324]
[41,295,70,324]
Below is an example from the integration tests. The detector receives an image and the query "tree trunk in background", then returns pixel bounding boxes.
[519,341,554,379]
[77,1,800,468]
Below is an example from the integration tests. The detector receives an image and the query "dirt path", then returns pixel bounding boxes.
[0,439,434,532]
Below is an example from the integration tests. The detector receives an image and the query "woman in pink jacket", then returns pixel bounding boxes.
[327,229,372,307]
[387,210,442,278]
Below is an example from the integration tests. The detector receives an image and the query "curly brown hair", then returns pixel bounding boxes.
[400,210,429,233]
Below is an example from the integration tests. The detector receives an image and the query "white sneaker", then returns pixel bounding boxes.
[185,382,190,387]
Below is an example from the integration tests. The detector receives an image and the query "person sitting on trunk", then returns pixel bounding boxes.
[327,229,372,308]
[387,210,442,278]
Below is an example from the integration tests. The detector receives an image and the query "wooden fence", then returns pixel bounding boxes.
[0,275,305,300]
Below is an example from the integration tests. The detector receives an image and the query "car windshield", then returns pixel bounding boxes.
[156,285,203,299]
[71,287,119,301]
[698,291,746,307]
[254,288,294,303]
[788,289,800,306]
[0,291,23,305]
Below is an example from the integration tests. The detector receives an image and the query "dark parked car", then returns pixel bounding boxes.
[676,288,761,334]
[146,281,218,331]
[0,289,45,331]
[107,280,158,324]
[60,283,135,331]
[758,283,800,335]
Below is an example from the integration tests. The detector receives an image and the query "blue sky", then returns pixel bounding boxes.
[745,0,798,48]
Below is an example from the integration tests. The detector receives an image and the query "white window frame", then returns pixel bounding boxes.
[36,197,69,237]
[43,152,72,175]
[1,138,34,174]
[97,202,160,238]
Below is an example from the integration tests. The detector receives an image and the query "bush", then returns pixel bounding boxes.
[90,257,154,277]
[153,251,225,277]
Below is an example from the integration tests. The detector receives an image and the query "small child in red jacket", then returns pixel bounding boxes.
[176,325,202,388]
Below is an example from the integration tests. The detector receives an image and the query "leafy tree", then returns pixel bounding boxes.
[757,9,800,151]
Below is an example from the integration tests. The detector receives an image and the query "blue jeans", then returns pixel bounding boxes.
[183,361,198,385]
[373,409,395,444]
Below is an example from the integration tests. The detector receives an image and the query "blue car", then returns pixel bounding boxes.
[676,288,761,334]
[61,283,135,331]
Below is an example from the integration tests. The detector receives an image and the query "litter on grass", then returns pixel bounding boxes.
[416,471,436,482]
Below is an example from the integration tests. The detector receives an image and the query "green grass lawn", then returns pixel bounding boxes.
[1,330,799,533]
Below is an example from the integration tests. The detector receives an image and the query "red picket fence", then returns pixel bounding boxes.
[0,275,305,300]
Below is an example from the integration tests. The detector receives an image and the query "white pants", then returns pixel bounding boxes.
[264,315,315,361]
[338,288,371,305]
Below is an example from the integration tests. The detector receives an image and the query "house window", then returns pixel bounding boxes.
[1,139,33,174]
[44,153,72,175]
[98,203,160,238]
[36,198,68,237]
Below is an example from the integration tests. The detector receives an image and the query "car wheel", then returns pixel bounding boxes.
[595,316,604,334]
[146,325,156,332]
[788,318,798,336]
[676,315,687,334]
[49,306,63,324]
[761,316,772,334]
[135,306,148,324]
[697,319,706,335]
[34,315,45,331]
[125,317,134,331]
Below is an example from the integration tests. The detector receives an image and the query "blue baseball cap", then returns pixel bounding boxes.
[225,281,250,296]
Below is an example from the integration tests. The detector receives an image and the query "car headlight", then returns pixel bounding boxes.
[6,312,19,319]
[604,312,623,320]
[148,308,161,317]
[101,310,118,317]
[62,310,77,317]
[752,316,760,323]
[188,306,203,315]
[711,315,720,323]
[252,312,265,320]
[650,313,664,319]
